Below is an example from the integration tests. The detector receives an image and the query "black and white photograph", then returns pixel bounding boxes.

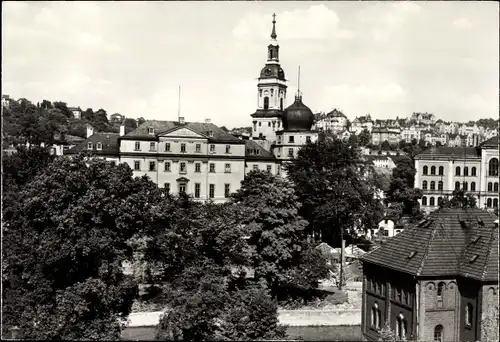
[1,1,499,341]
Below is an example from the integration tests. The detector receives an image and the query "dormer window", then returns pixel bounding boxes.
[148,127,154,135]
[208,131,214,137]
[96,142,102,150]
[87,142,93,150]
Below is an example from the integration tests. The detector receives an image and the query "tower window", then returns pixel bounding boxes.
[264,97,269,110]
[280,98,284,111]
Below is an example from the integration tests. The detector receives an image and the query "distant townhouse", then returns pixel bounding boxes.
[363,155,396,174]
[68,107,82,120]
[314,109,348,133]
[401,126,422,143]
[410,112,436,125]
[110,113,125,124]
[458,123,480,136]
[414,136,499,213]
[2,95,12,108]
[360,207,499,342]
[371,127,401,146]
[351,114,374,134]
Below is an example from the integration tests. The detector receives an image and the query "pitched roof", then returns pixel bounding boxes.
[66,132,120,156]
[480,136,498,148]
[414,147,480,160]
[360,207,498,281]
[326,109,347,119]
[125,120,244,144]
[245,140,276,160]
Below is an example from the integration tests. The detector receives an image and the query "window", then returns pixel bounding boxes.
[210,163,215,173]
[431,166,436,175]
[438,181,443,191]
[434,325,444,342]
[437,282,445,308]
[396,313,407,340]
[455,181,460,190]
[165,162,171,172]
[471,167,476,176]
[210,144,215,152]
[148,142,155,151]
[439,166,444,176]
[259,122,262,127]
[288,148,294,157]
[225,145,231,154]
[423,166,428,175]
[194,183,200,198]
[471,182,476,191]
[268,122,271,127]
[422,181,428,190]
[306,136,311,143]
[148,127,154,135]
[422,196,427,206]
[396,288,402,302]
[278,136,282,144]
[430,197,435,206]
[264,97,269,110]
[180,143,186,153]
[465,303,473,326]
[277,165,281,176]
[438,197,443,206]
[209,184,215,198]
[430,181,436,190]
[463,181,468,191]
[253,164,259,171]
[224,184,230,198]
[179,183,186,194]
[134,161,140,171]
[488,182,493,192]
[225,163,231,173]
[280,98,284,111]
[267,165,272,173]
[289,136,295,143]
[135,142,141,151]
[487,198,492,208]
[195,163,201,173]
[494,198,499,207]
[495,182,499,192]
[489,158,499,176]
[195,144,201,152]
[165,143,171,152]
[456,166,461,176]
[371,303,381,330]
[96,142,102,150]
[164,183,170,193]
[87,142,93,149]
[180,162,186,173]
[464,166,469,176]
[149,161,156,171]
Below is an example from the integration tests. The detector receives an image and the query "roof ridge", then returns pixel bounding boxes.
[416,223,438,276]
[480,225,497,281]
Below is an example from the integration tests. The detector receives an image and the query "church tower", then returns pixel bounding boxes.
[251,14,287,143]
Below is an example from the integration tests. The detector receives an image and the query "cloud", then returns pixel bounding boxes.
[233,4,355,41]
[358,1,422,41]
[453,17,473,29]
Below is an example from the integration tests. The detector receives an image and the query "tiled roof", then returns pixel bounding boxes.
[326,109,347,119]
[250,109,283,119]
[245,140,276,160]
[66,133,120,155]
[360,208,498,281]
[480,136,498,148]
[414,147,480,160]
[125,120,244,144]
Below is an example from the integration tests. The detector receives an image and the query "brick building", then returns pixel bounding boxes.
[360,207,498,341]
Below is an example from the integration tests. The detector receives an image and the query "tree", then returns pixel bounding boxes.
[53,101,72,118]
[137,117,146,126]
[82,108,94,121]
[440,189,477,209]
[358,129,371,146]
[220,126,229,132]
[435,141,442,147]
[418,139,427,149]
[381,140,390,151]
[123,118,138,134]
[232,171,328,294]
[2,155,169,340]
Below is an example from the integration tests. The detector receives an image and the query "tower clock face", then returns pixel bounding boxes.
[265,69,272,76]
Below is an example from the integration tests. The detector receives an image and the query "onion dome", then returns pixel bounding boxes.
[259,64,286,80]
[282,95,315,131]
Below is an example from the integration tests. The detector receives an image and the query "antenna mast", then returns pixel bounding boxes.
[178,85,181,121]
[296,66,302,98]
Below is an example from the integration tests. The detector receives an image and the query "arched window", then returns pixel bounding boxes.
[280,98,284,111]
[438,181,443,191]
[494,198,499,208]
[471,182,476,191]
[471,167,477,176]
[422,196,427,206]
[489,158,499,176]
[437,282,445,308]
[464,167,469,176]
[465,303,473,326]
[431,166,436,175]
[430,181,436,190]
[396,313,407,340]
[422,181,428,190]
[434,325,444,342]
[494,182,499,192]
[263,97,269,110]
[487,198,492,208]
[463,182,468,191]
[488,182,493,192]
[371,303,381,329]
[456,166,461,176]
[438,197,443,206]
[430,197,435,206]
[455,181,460,190]
[423,165,428,175]
[438,166,444,176]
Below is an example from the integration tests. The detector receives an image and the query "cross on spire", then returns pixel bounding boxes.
[271,13,277,39]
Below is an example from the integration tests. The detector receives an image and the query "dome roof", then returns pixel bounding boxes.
[282,95,315,131]
[260,64,286,81]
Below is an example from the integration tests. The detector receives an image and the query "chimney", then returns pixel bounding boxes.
[179,117,185,124]
[86,125,94,138]
[205,118,211,124]
[120,124,125,137]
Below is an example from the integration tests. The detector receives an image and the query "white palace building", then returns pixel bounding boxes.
[68,15,319,202]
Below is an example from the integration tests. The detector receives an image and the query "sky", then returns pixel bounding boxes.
[2,1,499,128]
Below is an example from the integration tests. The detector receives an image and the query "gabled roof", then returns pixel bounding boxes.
[125,120,244,144]
[360,207,498,281]
[66,133,120,156]
[245,140,276,161]
[326,109,347,119]
[414,147,480,160]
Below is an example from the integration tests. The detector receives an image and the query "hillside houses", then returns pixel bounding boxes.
[313,109,349,133]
